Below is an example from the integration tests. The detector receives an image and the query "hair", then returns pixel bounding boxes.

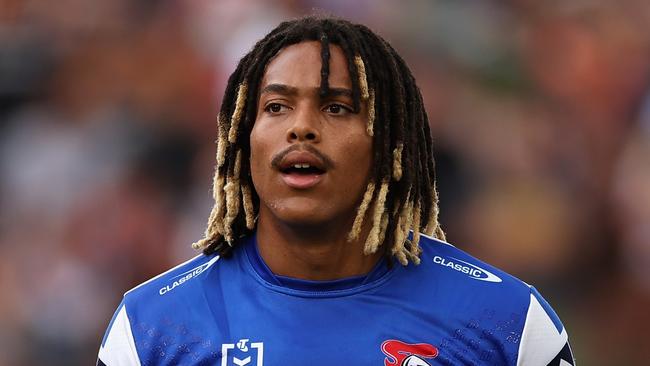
[193,16,445,265]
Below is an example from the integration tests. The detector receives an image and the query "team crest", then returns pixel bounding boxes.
[221,339,264,366]
[381,339,438,366]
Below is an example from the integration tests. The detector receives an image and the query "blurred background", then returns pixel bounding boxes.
[1,0,649,364]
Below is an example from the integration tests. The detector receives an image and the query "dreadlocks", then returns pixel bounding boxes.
[193,16,445,265]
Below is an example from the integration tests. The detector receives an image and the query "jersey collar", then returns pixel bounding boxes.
[242,232,393,293]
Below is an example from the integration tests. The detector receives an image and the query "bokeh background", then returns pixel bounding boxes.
[1,0,649,364]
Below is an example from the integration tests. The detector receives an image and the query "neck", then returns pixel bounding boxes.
[255,211,382,281]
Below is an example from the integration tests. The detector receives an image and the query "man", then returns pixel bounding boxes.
[98,16,575,365]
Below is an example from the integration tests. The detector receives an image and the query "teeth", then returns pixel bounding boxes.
[292,164,311,169]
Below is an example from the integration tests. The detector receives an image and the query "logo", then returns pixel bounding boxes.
[432,255,502,283]
[159,256,219,295]
[221,339,264,366]
[381,340,438,366]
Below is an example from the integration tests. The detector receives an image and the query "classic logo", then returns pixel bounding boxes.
[432,255,502,283]
[381,340,438,366]
[221,339,264,366]
[159,256,219,295]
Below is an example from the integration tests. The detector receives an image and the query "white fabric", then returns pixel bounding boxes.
[516,293,568,366]
[98,305,141,366]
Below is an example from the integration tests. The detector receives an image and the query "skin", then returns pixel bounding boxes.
[250,41,381,281]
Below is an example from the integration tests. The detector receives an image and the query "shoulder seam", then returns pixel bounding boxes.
[124,254,206,296]
[417,231,455,247]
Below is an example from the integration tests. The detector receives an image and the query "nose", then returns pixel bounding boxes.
[286,107,321,143]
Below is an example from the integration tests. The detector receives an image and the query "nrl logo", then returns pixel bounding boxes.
[221,339,264,366]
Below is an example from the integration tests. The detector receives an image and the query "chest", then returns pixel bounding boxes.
[133,293,524,366]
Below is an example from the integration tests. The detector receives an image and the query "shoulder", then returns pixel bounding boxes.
[124,253,220,300]
[414,233,532,300]
[119,252,222,323]
[414,233,575,365]
[409,233,534,329]
[98,253,222,365]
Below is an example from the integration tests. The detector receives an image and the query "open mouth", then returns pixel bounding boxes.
[274,149,330,189]
[280,163,325,175]
[280,163,325,189]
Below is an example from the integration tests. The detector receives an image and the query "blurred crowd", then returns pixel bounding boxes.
[1,0,649,365]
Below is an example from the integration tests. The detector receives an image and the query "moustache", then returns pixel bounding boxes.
[270,144,334,170]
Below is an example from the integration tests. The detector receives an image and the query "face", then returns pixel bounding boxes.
[250,41,373,229]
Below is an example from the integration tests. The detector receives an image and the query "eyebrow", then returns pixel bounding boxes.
[260,83,298,96]
[260,83,353,99]
[323,87,353,98]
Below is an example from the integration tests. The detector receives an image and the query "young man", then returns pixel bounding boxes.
[98,17,575,365]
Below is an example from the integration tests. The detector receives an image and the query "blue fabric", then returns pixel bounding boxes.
[243,232,391,292]
[108,233,563,365]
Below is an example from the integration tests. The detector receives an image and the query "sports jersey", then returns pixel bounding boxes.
[97,233,575,366]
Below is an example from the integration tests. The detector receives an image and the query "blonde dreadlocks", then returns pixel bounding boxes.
[193,16,445,264]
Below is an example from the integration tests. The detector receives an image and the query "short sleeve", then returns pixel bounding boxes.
[97,303,141,366]
[516,287,575,365]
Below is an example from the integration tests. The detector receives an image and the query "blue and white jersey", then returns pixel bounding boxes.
[98,233,575,366]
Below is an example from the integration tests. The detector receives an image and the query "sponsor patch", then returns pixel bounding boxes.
[159,256,219,295]
[432,256,502,283]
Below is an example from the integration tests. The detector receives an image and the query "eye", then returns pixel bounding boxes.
[264,103,290,114]
[323,103,352,115]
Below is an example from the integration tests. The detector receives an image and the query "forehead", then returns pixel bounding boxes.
[260,41,352,90]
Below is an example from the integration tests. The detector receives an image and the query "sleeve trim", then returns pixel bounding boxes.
[516,289,568,366]
[97,305,141,366]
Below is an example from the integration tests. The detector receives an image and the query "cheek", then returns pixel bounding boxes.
[352,131,373,163]
[338,133,373,179]
[249,128,270,186]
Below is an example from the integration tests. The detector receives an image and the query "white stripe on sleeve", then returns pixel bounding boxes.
[516,293,568,366]
[98,305,141,366]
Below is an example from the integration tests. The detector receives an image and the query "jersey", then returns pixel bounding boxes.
[97,233,575,366]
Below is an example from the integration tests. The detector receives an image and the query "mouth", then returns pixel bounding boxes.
[280,163,325,175]
[277,151,327,189]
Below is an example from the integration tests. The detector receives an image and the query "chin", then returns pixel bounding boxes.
[275,207,331,227]
[266,197,340,227]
